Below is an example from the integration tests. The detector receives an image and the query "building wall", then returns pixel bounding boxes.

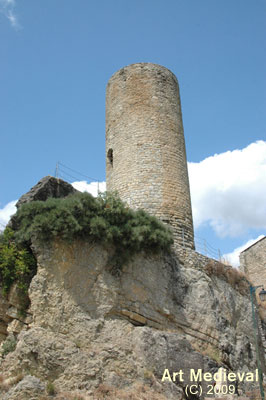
[105,63,194,249]
[240,237,266,306]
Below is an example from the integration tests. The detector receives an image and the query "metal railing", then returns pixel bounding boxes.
[194,235,222,261]
[54,161,102,195]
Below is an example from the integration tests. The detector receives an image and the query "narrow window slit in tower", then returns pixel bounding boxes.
[107,149,113,166]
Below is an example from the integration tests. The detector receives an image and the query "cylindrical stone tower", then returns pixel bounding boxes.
[106,63,194,249]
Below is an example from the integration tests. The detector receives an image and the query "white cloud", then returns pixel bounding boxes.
[71,181,106,197]
[0,0,19,28]
[222,235,265,267]
[0,200,17,230]
[188,140,266,237]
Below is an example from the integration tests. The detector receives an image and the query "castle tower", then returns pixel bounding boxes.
[106,63,195,249]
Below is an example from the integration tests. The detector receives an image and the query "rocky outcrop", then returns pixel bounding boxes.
[0,283,32,343]
[0,294,11,342]
[1,175,77,341]
[0,238,264,399]
[2,375,45,400]
[15,176,76,209]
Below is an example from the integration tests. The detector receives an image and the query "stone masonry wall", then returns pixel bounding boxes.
[240,237,266,307]
[240,237,266,287]
[106,63,195,249]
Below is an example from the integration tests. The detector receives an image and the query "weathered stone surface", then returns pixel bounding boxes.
[0,333,6,342]
[6,320,26,335]
[106,63,195,249]
[8,175,77,232]
[0,292,12,324]
[0,238,264,399]
[0,291,12,341]
[5,306,20,320]
[2,375,45,400]
[15,175,77,209]
[8,284,26,308]
[240,236,266,306]
[13,175,76,208]
[0,284,32,341]
[0,321,7,335]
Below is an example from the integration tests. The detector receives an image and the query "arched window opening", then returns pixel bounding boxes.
[107,148,113,166]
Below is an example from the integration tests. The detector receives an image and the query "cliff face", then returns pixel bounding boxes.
[0,238,264,399]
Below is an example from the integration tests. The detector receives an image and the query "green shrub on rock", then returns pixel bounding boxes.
[46,381,56,396]
[0,227,37,295]
[13,191,173,271]
[1,335,17,357]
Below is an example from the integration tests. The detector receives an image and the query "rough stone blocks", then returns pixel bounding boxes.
[106,63,195,249]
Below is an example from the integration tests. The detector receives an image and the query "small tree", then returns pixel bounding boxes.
[0,227,36,295]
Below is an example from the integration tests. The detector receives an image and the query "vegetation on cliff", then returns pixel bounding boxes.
[0,227,37,295]
[204,260,249,295]
[1,192,173,286]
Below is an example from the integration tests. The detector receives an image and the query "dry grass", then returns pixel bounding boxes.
[0,373,23,392]
[92,383,168,400]
[0,375,168,400]
[38,383,169,400]
[204,260,250,295]
[39,392,90,400]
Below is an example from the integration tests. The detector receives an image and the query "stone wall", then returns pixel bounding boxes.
[106,63,195,250]
[240,237,266,307]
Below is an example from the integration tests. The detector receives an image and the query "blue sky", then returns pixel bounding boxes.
[0,0,265,265]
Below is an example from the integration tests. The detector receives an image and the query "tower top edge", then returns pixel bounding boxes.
[107,63,178,85]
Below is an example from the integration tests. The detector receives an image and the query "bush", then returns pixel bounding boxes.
[204,260,249,295]
[46,381,56,396]
[13,191,173,272]
[0,227,37,295]
[0,192,172,300]
[1,336,17,357]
